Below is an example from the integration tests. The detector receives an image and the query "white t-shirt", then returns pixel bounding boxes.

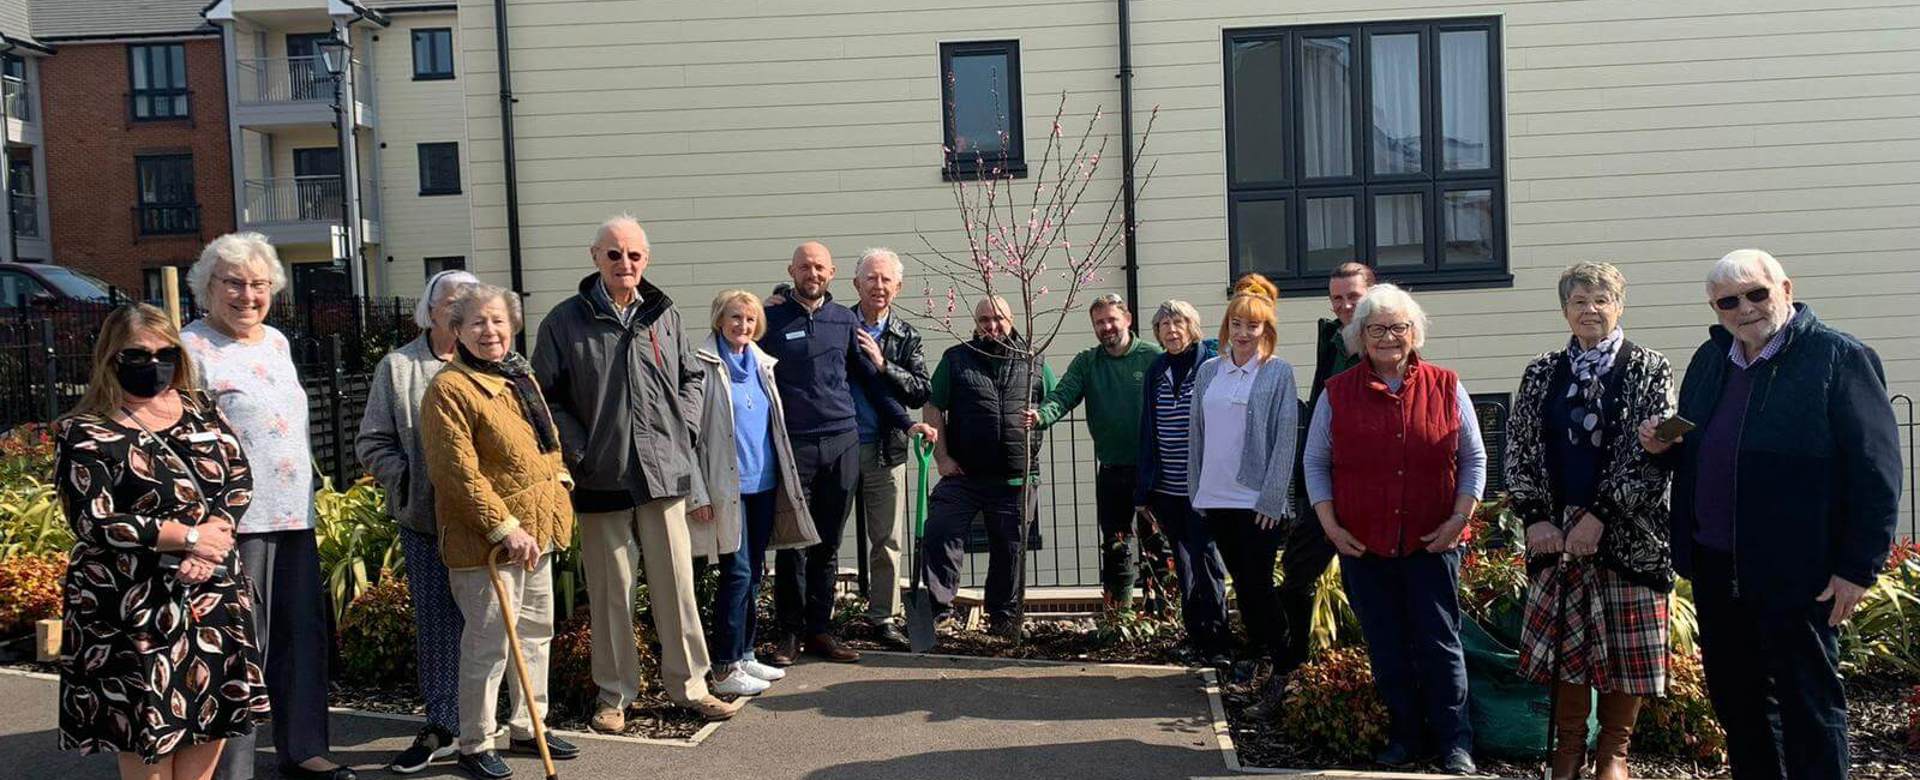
[1192,353,1264,511]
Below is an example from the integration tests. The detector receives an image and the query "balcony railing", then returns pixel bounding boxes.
[3,77,29,122]
[242,175,377,225]
[235,55,367,106]
[11,193,37,238]
[135,203,201,237]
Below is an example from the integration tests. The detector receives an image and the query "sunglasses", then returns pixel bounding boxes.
[1713,287,1770,311]
[116,347,182,367]
[603,249,646,264]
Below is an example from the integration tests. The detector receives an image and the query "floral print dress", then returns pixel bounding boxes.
[54,395,270,762]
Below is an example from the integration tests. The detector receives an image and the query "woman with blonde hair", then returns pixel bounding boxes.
[1186,274,1300,715]
[54,304,269,780]
[1303,283,1485,774]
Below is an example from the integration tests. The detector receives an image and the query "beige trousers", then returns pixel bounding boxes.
[856,443,909,621]
[580,499,711,707]
[448,553,553,754]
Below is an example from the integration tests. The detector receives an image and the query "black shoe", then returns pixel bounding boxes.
[388,726,457,774]
[277,763,358,780]
[1373,742,1417,768]
[456,750,512,780]
[987,618,1028,641]
[872,620,910,650]
[1441,748,1477,775]
[509,732,580,760]
[763,634,798,667]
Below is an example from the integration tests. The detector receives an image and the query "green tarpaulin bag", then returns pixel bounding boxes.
[1461,614,1596,759]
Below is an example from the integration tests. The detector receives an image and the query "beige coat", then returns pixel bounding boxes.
[691,336,817,559]
[421,358,576,569]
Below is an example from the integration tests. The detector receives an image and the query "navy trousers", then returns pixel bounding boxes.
[775,429,860,636]
[1147,491,1230,652]
[1340,548,1473,755]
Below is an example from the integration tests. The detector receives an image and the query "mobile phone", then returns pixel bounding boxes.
[1653,415,1696,443]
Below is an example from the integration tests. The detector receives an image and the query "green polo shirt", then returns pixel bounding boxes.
[1033,336,1162,466]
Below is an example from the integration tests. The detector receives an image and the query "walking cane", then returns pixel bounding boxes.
[1541,555,1568,780]
[488,547,559,780]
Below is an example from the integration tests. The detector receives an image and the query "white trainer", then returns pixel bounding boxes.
[713,667,771,696]
[738,657,787,682]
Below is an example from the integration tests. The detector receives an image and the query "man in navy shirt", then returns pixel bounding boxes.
[760,241,933,663]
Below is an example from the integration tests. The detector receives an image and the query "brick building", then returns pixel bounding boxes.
[34,1,234,295]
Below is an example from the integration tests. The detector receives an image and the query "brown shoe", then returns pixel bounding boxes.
[589,702,626,734]
[1550,681,1591,780]
[685,694,745,721]
[762,635,798,668]
[1593,692,1643,780]
[803,632,861,663]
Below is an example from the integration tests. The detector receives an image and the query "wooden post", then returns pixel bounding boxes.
[160,266,182,330]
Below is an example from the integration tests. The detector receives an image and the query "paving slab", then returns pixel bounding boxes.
[1,652,1233,780]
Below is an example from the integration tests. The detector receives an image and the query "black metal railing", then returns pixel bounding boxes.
[134,203,200,237]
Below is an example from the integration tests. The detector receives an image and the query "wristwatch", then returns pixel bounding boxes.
[183,526,200,553]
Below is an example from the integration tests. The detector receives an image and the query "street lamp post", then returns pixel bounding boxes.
[314,35,362,297]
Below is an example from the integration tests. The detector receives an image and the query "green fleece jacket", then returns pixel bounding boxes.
[1034,336,1162,466]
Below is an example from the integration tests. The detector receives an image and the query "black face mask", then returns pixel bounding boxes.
[115,360,176,399]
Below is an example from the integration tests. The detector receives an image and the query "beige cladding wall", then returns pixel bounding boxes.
[457,0,1920,411]
[372,11,473,296]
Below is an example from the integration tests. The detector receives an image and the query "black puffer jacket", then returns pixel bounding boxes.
[939,335,1045,480]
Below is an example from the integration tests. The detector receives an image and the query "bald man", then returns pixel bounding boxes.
[759,241,931,664]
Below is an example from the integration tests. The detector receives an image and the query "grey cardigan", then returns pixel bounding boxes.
[1187,353,1300,520]
[690,337,819,559]
[355,335,448,534]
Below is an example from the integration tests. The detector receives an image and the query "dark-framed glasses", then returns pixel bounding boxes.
[116,346,182,367]
[1713,287,1770,311]
[1364,322,1413,339]
[603,249,646,264]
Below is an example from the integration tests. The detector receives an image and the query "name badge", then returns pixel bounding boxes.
[185,430,220,443]
[784,330,807,341]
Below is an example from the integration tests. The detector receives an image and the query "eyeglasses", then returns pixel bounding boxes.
[215,276,272,295]
[1364,322,1413,339]
[603,249,646,265]
[1713,287,1770,311]
[116,347,181,367]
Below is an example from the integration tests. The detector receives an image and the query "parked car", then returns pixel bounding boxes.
[0,262,115,308]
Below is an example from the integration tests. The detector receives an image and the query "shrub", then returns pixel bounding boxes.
[0,424,54,487]
[1636,650,1727,766]
[313,476,402,622]
[0,552,64,637]
[549,612,654,717]
[338,575,416,688]
[1839,550,1920,677]
[0,480,70,562]
[1274,647,1389,761]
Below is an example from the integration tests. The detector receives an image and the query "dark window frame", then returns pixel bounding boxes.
[127,43,190,122]
[133,153,199,236]
[424,256,466,279]
[1224,18,1510,295]
[938,40,1026,181]
[411,28,455,81]
[416,142,462,196]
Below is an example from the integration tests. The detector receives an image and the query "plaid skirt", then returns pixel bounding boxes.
[1516,560,1669,696]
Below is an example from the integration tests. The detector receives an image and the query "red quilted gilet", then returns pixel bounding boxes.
[1327,357,1462,557]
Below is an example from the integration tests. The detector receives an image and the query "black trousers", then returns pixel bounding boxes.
[1095,465,1141,606]
[1206,507,1287,664]
[1693,548,1850,780]
[775,429,861,636]
[919,475,1033,623]
[216,529,332,779]
[1276,510,1336,671]
[1148,491,1230,652]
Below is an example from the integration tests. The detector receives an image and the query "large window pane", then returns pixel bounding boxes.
[1299,36,1352,179]
[1374,193,1425,268]
[1304,196,1356,272]
[1441,30,1491,171]
[1442,189,1495,267]
[1229,39,1285,183]
[1370,33,1422,175]
[950,52,1013,156]
[132,48,150,90]
[1234,198,1289,276]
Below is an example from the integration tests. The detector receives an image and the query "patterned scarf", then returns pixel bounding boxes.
[457,343,561,453]
[1562,327,1624,451]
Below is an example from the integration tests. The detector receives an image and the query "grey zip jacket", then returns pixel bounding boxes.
[355,334,448,534]
[533,273,709,509]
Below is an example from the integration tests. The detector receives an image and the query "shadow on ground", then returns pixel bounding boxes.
[801,738,1218,780]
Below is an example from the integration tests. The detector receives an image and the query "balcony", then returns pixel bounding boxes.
[240,175,381,247]
[232,56,373,128]
[4,77,29,123]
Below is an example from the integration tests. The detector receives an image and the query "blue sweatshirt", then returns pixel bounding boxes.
[760,294,913,438]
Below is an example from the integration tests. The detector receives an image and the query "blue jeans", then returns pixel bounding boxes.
[712,490,778,664]
[400,527,463,734]
[1340,548,1472,755]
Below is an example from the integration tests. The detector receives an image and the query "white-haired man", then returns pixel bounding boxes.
[1641,249,1900,780]
[531,215,740,733]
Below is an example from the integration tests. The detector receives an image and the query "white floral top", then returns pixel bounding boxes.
[181,320,314,533]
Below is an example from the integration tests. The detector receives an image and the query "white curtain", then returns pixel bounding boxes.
[1370,35,1424,257]
[1301,37,1352,257]
[1440,30,1491,171]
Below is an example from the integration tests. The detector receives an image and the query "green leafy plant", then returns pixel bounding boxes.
[313,476,402,622]
[1459,499,1530,647]
[1095,605,1177,647]
[0,480,70,562]
[337,575,416,688]
[1636,650,1728,767]
[1274,646,1389,761]
[1838,550,1920,677]
[0,424,54,488]
[549,612,654,717]
[0,552,64,637]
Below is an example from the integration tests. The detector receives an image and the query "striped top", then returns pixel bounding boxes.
[1151,363,1198,496]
